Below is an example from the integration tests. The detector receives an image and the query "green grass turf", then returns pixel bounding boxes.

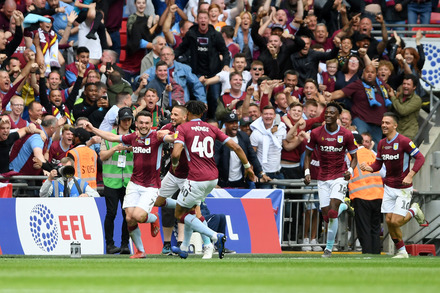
[0,254,439,293]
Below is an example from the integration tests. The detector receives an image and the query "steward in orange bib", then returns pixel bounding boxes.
[347,134,384,254]
[67,127,98,189]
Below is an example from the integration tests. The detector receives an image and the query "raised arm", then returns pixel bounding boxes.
[84,122,121,142]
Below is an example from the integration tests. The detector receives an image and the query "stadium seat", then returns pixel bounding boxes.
[405,244,436,256]
[431,12,440,24]
[119,49,126,62]
[120,32,127,49]
[411,27,440,38]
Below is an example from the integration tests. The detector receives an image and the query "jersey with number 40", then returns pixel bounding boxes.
[175,119,230,181]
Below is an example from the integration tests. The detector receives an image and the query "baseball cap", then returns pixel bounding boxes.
[353,133,363,145]
[70,127,91,143]
[223,112,239,123]
[118,107,134,121]
[271,24,284,32]
[239,116,254,126]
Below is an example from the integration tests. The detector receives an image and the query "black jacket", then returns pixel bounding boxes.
[290,45,339,87]
[174,24,230,78]
[215,131,263,187]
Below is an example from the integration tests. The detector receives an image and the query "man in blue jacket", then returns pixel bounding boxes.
[143,46,206,105]
[215,113,270,188]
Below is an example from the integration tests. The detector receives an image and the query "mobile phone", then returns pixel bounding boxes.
[106,62,111,69]
[102,95,108,100]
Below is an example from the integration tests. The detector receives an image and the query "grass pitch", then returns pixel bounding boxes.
[1,253,439,293]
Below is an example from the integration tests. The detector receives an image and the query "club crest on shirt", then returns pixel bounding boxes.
[337,136,343,143]
[393,143,399,150]
[145,138,150,145]
[321,136,324,141]
[409,141,416,149]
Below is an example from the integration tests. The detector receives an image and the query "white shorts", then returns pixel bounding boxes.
[381,185,413,217]
[123,181,158,213]
[317,178,348,208]
[159,172,186,198]
[177,179,218,209]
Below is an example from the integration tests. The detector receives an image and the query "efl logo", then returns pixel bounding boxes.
[29,204,59,253]
[17,198,104,255]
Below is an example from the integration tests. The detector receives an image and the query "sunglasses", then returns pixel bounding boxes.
[252,67,263,71]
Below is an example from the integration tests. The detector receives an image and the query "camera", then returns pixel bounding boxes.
[56,165,75,178]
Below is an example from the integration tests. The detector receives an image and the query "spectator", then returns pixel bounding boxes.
[99,92,141,132]
[143,46,206,105]
[39,157,100,197]
[9,115,56,175]
[290,35,338,87]
[361,132,375,152]
[146,60,185,108]
[100,107,135,255]
[389,74,422,140]
[0,10,24,68]
[201,53,251,95]
[380,0,408,30]
[348,133,384,254]
[140,36,167,74]
[136,88,166,129]
[48,124,72,166]
[67,127,98,189]
[352,15,387,59]
[340,109,357,132]
[174,10,231,119]
[303,99,318,120]
[39,62,85,124]
[8,96,28,129]
[99,49,125,78]
[327,65,390,147]
[65,47,96,86]
[0,114,44,174]
[407,0,432,24]
[250,105,287,188]
[27,101,43,124]
[257,33,305,80]
[234,11,254,66]
[106,71,133,107]
[215,112,268,188]
[73,82,110,127]
[215,72,247,121]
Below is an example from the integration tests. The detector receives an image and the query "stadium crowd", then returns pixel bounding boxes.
[0,0,433,258]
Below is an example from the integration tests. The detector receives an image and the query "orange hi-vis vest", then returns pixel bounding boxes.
[67,146,98,189]
[348,147,384,201]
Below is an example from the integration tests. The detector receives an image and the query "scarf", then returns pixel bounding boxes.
[250,117,285,164]
[37,28,59,74]
[362,77,388,102]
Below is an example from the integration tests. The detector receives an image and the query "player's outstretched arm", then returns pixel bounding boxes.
[225,139,256,182]
[345,152,357,180]
[171,142,184,172]
[303,149,312,185]
[84,122,121,142]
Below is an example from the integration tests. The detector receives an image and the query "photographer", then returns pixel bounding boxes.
[39,157,99,197]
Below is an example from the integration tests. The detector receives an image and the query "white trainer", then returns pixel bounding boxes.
[411,203,426,225]
[302,238,312,251]
[202,244,214,259]
[392,250,409,259]
[311,239,323,251]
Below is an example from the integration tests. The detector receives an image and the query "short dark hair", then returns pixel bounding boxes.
[221,25,235,38]
[284,70,299,78]
[383,112,399,124]
[136,110,152,121]
[84,82,98,90]
[403,74,419,88]
[185,100,207,116]
[156,60,168,69]
[77,46,90,55]
[116,92,131,104]
[327,101,343,114]
[262,105,275,112]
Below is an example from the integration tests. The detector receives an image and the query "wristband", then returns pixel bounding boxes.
[243,162,251,169]
[304,169,310,176]
[347,167,353,177]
